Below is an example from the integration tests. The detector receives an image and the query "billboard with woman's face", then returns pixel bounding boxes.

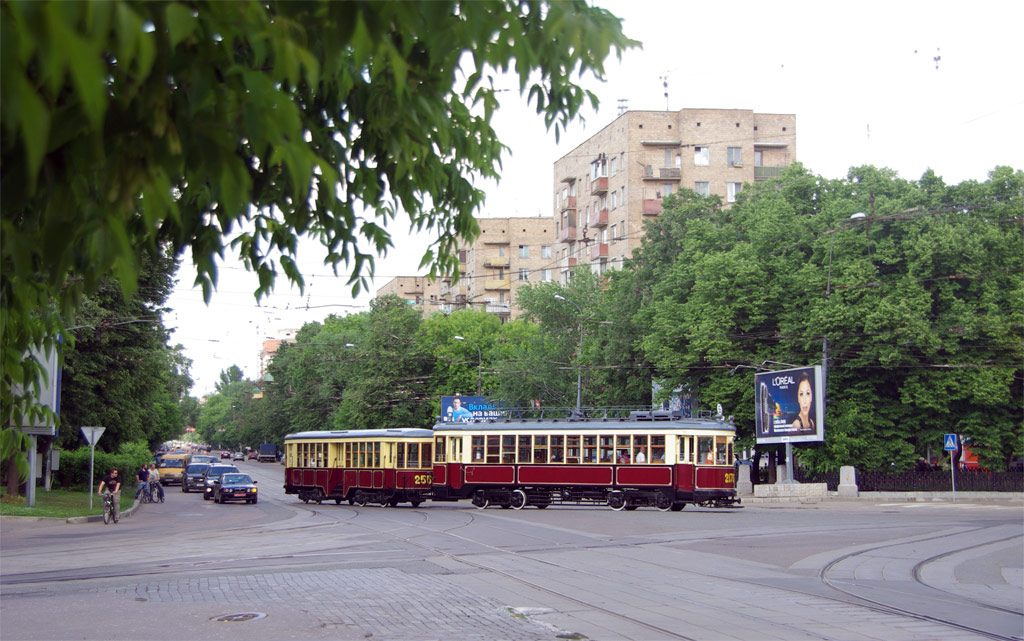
[754,366,824,444]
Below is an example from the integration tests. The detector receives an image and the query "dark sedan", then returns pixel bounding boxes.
[181,463,212,493]
[213,473,258,504]
[202,464,240,500]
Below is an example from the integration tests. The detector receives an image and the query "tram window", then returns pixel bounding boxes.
[396,443,405,468]
[316,444,324,468]
[697,436,714,465]
[517,435,531,463]
[634,435,648,464]
[422,443,432,467]
[651,435,665,463]
[472,436,485,461]
[343,443,351,467]
[533,435,548,464]
[681,436,695,464]
[715,436,728,465]
[600,435,614,463]
[550,435,564,463]
[501,432,516,460]
[582,435,597,463]
[373,442,381,468]
[408,443,420,468]
[453,437,463,462]
[487,435,500,464]
[435,437,446,463]
[301,443,308,467]
[567,435,581,463]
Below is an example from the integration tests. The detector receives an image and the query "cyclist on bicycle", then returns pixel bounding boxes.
[148,463,164,502]
[97,468,122,522]
[134,464,151,501]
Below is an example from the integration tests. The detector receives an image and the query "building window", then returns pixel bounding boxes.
[663,183,674,196]
[497,267,505,279]
[727,147,742,167]
[599,257,608,274]
[519,245,528,258]
[610,191,618,209]
[664,149,673,167]
[694,146,709,166]
[675,153,682,168]
[621,186,626,204]
[610,156,618,176]
[541,269,552,282]
[498,245,505,257]
[518,268,529,281]
[727,182,742,202]
[610,224,617,239]
[695,182,710,197]
[541,245,552,259]
[754,150,763,167]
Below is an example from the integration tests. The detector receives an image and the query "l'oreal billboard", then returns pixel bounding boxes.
[754,366,824,444]
[441,396,503,423]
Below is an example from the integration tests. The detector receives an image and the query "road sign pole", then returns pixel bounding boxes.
[89,443,95,510]
[81,427,105,510]
[950,451,956,504]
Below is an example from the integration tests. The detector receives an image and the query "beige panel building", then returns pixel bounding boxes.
[378,217,555,321]
[553,108,796,280]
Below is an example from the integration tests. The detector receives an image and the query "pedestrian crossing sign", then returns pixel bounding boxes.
[943,434,958,451]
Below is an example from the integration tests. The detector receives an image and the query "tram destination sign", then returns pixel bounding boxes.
[753,365,825,445]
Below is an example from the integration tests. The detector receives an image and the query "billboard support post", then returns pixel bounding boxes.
[784,442,795,485]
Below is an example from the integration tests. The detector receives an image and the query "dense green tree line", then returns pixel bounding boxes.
[197,165,1021,473]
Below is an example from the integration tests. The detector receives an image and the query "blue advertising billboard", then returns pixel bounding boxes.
[440,396,503,423]
[754,365,824,444]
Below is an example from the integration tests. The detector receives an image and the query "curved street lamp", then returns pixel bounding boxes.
[453,335,482,395]
[554,294,584,415]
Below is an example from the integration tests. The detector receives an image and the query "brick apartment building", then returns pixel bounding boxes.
[553,108,795,280]
[377,216,553,321]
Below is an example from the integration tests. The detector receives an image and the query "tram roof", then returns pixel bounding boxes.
[284,428,435,441]
[433,415,735,434]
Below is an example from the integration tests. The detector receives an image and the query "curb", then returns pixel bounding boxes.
[2,497,142,524]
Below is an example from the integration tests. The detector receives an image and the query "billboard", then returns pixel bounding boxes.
[754,365,824,444]
[440,396,503,423]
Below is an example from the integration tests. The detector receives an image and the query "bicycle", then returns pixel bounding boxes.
[137,482,155,504]
[102,492,117,524]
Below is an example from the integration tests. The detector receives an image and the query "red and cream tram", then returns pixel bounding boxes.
[430,411,740,511]
[283,429,434,506]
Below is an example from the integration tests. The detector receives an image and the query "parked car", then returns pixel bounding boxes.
[232,451,245,461]
[220,450,231,459]
[247,450,259,460]
[182,463,212,493]
[202,464,240,500]
[213,473,259,504]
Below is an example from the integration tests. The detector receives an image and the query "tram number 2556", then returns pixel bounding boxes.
[724,473,735,484]
[413,474,433,485]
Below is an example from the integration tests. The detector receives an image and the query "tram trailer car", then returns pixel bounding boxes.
[283,429,435,506]
[431,411,741,511]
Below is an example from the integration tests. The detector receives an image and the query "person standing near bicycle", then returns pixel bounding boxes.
[134,464,151,501]
[147,463,164,502]
[97,468,122,522]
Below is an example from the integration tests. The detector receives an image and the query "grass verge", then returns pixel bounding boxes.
[0,487,132,518]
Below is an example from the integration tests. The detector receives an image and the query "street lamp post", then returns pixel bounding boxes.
[554,294,584,415]
[453,335,482,395]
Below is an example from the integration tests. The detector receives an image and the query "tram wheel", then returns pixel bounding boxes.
[510,489,527,510]
[388,498,400,507]
[302,497,310,504]
[624,505,638,511]
[656,494,673,512]
[471,491,489,510]
[410,500,422,508]
[670,502,685,512]
[335,498,342,505]
[535,503,548,510]
[353,491,368,507]
[607,491,626,511]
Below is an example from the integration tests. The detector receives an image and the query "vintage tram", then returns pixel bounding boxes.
[283,429,434,506]
[430,410,740,511]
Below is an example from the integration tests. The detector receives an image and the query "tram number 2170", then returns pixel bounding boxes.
[413,474,433,485]
[724,473,735,484]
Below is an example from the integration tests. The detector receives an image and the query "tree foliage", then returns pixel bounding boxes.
[0,0,636,477]
[637,165,1023,471]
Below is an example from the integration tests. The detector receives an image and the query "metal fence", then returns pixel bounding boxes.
[762,468,1024,492]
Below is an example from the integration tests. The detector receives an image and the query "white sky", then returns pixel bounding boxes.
[167,0,1024,397]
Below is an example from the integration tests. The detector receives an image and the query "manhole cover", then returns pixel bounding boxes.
[213,612,266,622]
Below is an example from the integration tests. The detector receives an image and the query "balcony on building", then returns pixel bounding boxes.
[590,243,609,261]
[588,207,609,228]
[642,166,682,181]
[642,199,663,215]
[485,302,511,314]
[484,278,511,291]
[590,176,608,195]
[483,257,510,269]
[560,196,577,213]
[560,256,578,270]
[754,166,784,180]
[559,224,577,243]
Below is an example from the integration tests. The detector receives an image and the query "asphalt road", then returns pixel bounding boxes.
[1,460,1021,641]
